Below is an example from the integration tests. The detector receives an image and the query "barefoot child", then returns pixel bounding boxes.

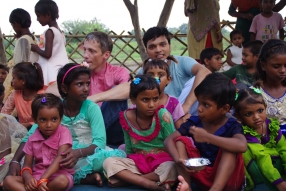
[103,75,177,191]
[1,62,44,129]
[143,58,185,128]
[5,63,125,187]
[234,88,286,191]
[4,93,74,191]
[255,39,286,136]
[164,73,247,191]
[31,0,69,88]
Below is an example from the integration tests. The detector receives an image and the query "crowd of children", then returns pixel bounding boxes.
[0,0,286,191]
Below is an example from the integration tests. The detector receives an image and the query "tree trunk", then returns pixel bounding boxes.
[157,0,175,27]
[0,28,7,65]
[123,0,148,61]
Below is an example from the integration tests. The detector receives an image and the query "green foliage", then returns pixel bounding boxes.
[179,23,188,34]
[61,17,109,34]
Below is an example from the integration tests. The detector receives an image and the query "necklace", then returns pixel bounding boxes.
[135,109,152,131]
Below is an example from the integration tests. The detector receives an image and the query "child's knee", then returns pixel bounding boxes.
[175,140,186,148]
[51,175,69,189]
[3,175,16,188]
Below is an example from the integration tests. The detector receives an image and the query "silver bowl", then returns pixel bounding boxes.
[184,158,211,170]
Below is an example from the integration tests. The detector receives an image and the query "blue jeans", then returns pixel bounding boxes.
[101,100,128,147]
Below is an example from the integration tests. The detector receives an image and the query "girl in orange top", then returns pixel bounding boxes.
[1,62,44,130]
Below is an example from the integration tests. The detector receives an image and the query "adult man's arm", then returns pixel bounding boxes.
[182,64,211,114]
[87,82,130,103]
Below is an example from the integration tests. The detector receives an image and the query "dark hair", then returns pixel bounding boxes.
[57,63,91,98]
[255,39,286,86]
[0,64,9,73]
[143,27,171,48]
[85,31,113,53]
[0,84,5,97]
[9,8,31,28]
[200,48,223,65]
[130,74,161,98]
[233,88,265,114]
[230,29,243,40]
[243,40,263,56]
[194,73,236,108]
[32,93,63,120]
[142,56,177,77]
[35,0,59,20]
[13,62,44,91]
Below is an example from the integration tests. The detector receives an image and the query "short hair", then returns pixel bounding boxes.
[0,64,9,73]
[57,63,91,98]
[233,88,265,114]
[35,0,59,20]
[230,29,243,40]
[32,93,63,120]
[194,73,236,108]
[13,62,44,91]
[130,74,161,99]
[0,84,5,97]
[200,48,223,65]
[85,32,113,53]
[143,27,171,48]
[9,8,32,28]
[243,40,263,56]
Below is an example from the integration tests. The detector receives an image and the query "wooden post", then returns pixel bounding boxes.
[0,28,7,65]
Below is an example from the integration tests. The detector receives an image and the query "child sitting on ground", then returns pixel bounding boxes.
[164,73,247,191]
[103,75,177,191]
[222,40,263,89]
[0,64,9,85]
[179,48,223,116]
[250,0,284,42]
[143,58,185,128]
[4,93,74,191]
[224,29,244,71]
[234,87,286,191]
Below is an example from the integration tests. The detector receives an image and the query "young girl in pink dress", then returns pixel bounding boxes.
[4,93,74,191]
[31,0,69,88]
[103,75,177,191]
[1,62,44,130]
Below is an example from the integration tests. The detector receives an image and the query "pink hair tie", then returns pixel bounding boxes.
[61,62,89,84]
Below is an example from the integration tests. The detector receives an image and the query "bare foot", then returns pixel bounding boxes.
[177,175,190,191]
[80,173,103,187]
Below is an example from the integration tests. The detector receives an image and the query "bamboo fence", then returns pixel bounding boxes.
[1,20,236,75]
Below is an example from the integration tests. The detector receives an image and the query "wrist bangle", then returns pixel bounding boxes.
[20,167,32,176]
[10,160,20,165]
[37,179,49,187]
[79,149,83,157]
[216,29,221,34]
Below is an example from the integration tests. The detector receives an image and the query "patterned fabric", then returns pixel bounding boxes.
[165,96,184,122]
[119,107,176,155]
[261,88,286,128]
[242,118,286,190]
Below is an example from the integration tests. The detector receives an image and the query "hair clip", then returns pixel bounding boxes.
[235,93,239,101]
[41,97,46,103]
[148,58,152,62]
[250,87,262,94]
[155,77,160,84]
[80,62,89,68]
[32,62,37,69]
[164,59,168,63]
[133,78,141,84]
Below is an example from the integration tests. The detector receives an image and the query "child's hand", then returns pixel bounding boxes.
[38,181,49,191]
[176,158,200,173]
[30,44,39,52]
[189,126,210,143]
[60,148,79,168]
[24,176,37,191]
[277,181,286,191]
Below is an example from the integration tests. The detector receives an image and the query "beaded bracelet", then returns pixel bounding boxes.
[37,179,49,187]
[20,167,32,176]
